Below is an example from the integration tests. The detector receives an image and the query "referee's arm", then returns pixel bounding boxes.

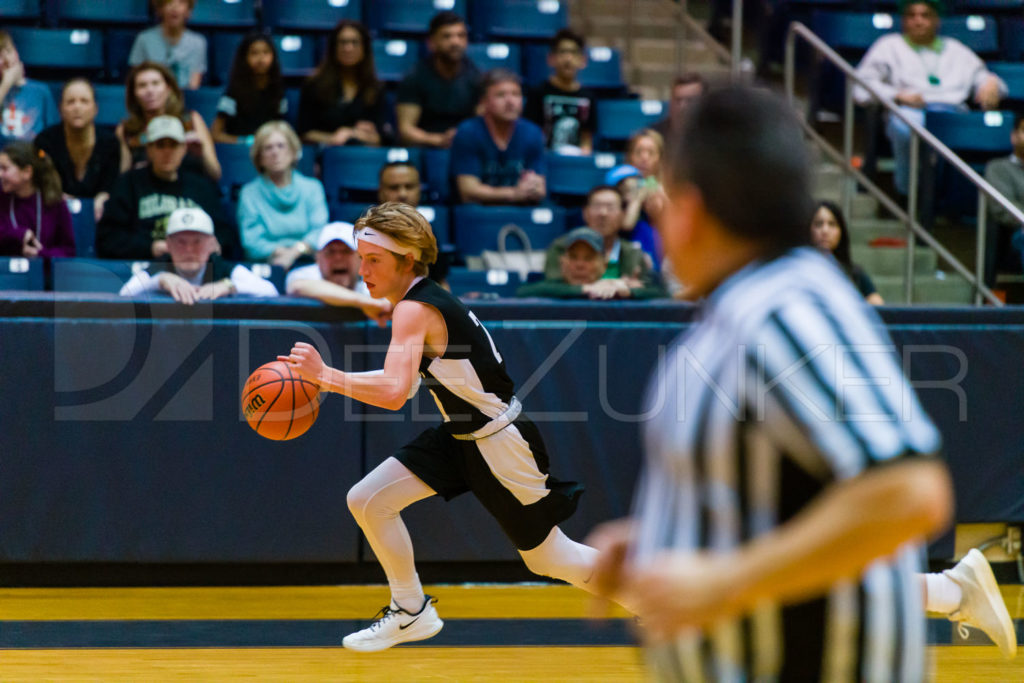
[606,458,952,641]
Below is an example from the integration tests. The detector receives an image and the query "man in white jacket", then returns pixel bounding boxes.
[854,0,1005,196]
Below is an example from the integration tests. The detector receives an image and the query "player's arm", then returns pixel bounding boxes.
[613,458,952,640]
[280,300,431,410]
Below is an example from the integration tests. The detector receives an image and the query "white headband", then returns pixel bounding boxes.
[356,227,422,261]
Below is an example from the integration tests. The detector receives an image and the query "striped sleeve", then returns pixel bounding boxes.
[745,296,941,480]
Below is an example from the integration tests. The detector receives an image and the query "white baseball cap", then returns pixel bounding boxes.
[144,115,186,144]
[316,221,357,251]
[166,207,214,236]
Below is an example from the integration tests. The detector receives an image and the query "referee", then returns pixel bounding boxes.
[588,86,954,681]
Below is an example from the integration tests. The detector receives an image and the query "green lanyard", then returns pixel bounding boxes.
[905,35,944,86]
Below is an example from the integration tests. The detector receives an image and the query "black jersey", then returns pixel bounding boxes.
[403,278,516,435]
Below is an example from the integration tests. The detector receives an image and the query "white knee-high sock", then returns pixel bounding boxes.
[518,527,600,593]
[347,458,435,612]
[923,572,963,614]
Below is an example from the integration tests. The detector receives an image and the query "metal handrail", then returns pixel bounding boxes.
[785,21,1022,306]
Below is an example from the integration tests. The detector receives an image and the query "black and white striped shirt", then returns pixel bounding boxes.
[632,247,942,682]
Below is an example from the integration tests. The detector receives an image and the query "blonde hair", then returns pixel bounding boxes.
[250,120,302,174]
[356,202,438,276]
[626,128,665,168]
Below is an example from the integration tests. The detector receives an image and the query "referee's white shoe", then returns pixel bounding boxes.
[342,595,444,652]
[945,549,1017,659]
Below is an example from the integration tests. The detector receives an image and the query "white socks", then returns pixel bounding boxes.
[924,572,964,614]
[390,573,426,613]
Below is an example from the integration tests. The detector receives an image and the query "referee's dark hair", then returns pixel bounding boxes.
[666,85,813,249]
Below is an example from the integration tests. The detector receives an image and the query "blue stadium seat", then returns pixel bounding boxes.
[452,205,566,257]
[93,83,127,128]
[284,87,301,128]
[105,29,137,83]
[940,15,999,57]
[188,0,257,29]
[951,0,1023,13]
[810,11,898,53]
[446,266,522,298]
[52,0,150,26]
[0,257,44,291]
[373,39,421,83]
[595,99,667,147]
[366,0,470,36]
[472,0,567,41]
[546,152,621,198]
[1000,18,1024,61]
[52,257,143,293]
[262,0,361,31]
[524,43,625,90]
[209,31,245,86]
[989,62,1024,104]
[0,0,42,22]
[925,109,1014,218]
[217,143,317,200]
[322,146,423,201]
[421,148,452,203]
[184,87,221,126]
[273,34,318,79]
[6,28,104,75]
[466,42,523,76]
[67,198,96,257]
[927,109,1014,154]
[329,201,369,223]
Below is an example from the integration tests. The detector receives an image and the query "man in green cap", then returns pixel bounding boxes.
[854,0,1005,196]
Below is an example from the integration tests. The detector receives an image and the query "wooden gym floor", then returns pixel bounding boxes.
[1,583,1021,681]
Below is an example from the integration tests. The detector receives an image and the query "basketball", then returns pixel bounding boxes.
[242,360,321,440]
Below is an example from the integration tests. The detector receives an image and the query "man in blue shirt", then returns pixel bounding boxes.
[451,69,547,205]
[0,31,58,142]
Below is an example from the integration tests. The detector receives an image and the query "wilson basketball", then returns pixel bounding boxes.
[242,360,321,440]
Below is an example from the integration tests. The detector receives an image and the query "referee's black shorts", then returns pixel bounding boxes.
[394,414,583,551]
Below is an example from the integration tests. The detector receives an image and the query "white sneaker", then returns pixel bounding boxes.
[342,595,444,652]
[944,549,1017,659]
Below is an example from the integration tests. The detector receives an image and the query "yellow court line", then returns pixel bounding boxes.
[0,584,631,621]
[0,646,647,682]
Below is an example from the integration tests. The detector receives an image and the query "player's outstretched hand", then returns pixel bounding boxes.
[278,341,326,389]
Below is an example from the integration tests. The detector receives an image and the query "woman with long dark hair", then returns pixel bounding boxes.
[0,141,75,257]
[116,61,221,180]
[212,33,287,144]
[297,20,386,146]
[811,200,884,305]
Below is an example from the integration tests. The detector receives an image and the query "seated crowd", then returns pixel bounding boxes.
[6,0,1011,314]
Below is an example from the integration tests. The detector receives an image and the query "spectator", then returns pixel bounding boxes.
[128,0,207,90]
[35,79,121,222]
[984,112,1024,284]
[854,0,1005,197]
[211,33,287,145]
[378,161,421,206]
[616,128,668,264]
[286,220,391,324]
[396,11,481,148]
[0,30,58,142]
[811,200,885,305]
[98,115,237,260]
[519,226,647,299]
[120,207,277,304]
[237,121,328,269]
[298,20,386,147]
[117,62,221,181]
[542,185,664,298]
[452,69,546,205]
[651,72,707,141]
[524,29,595,155]
[0,141,75,257]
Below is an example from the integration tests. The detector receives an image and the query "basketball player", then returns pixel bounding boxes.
[586,86,1014,680]
[279,202,605,652]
